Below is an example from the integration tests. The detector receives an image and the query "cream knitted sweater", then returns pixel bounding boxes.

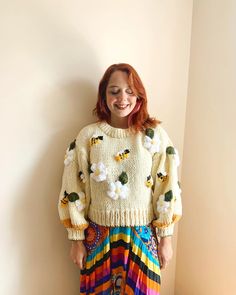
[58,121,182,240]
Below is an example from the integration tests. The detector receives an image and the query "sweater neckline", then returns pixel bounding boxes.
[98,121,134,138]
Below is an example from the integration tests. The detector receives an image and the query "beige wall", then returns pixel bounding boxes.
[175,0,236,294]
[0,1,192,294]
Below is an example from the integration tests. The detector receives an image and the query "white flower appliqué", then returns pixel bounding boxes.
[173,197,182,216]
[166,146,180,167]
[75,192,86,211]
[107,171,129,200]
[157,195,171,214]
[64,149,74,166]
[90,162,107,182]
[78,171,86,183]
[173,148,180,167]
[107,181,128,200]
[64,140,76,166]
[144,128,161,155]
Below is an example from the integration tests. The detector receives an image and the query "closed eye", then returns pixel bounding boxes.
[110,89,134,95]
[126,88,133,94]
[110,90,119,95]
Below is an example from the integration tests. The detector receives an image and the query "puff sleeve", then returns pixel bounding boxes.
[151,126,182,237]
[58,136,90,240]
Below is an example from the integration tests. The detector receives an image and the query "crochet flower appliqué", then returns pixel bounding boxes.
[64,191,86,212]
[157,190,173,214]
[78,171,86,183]
[166,146,180,167]
[64,139,76,166]
[177,181,182,196]
[144,128,161,155]
[174,149,180,167]
[75,192,86,211]
[157,195,171,214]
[90,162,107,182]
[107,172,128,200]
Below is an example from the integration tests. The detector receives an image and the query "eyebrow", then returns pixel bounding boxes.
[108,85,130,88]
[108,85,119,88]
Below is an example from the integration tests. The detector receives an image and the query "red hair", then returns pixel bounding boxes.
[93,63,160,132]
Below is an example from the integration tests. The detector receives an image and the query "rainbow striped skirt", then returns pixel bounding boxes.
[80,220,161,294]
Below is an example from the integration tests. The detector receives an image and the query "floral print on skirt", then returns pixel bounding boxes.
[80,220,161,295]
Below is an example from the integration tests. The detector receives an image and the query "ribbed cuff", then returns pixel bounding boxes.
[67,228,85,240]
[157,224,174,237]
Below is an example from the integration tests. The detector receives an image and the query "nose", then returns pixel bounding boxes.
[117,89,128,101]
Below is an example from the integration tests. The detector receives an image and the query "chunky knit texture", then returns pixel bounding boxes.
[58,121,182,240]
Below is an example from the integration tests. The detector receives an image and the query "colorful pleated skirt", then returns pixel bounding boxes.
[80,220,161,295]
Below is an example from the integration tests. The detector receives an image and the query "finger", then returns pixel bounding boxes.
[158,255,163,269]
[161,262,167,270]
[79,259,84,270]
[158,256,169,270]
[161,258,168,270]
[82,255,87,269]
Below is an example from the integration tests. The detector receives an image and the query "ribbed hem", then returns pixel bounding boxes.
[98,121,134,138]
[88,207,154,226]
[156,224,174,237]
[67,228,85,240]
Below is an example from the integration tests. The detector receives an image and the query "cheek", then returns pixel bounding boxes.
[130,97,137,105]
[106,95,116,106]
[105,95,116,112]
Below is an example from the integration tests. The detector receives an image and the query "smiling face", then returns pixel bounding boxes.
[105,70,137,128]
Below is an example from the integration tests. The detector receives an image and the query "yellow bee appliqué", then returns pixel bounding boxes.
[114,149,130,161]
[157,172,168,182]
[60,191,69,208]
[145,175,153,188]
[90,136,103,146]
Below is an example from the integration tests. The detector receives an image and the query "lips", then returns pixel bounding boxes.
[115,104,129,110]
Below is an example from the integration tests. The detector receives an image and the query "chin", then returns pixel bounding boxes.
[113,107,135,117]
[116,111,131,118]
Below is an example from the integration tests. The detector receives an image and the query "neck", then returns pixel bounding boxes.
[109,116,129,129]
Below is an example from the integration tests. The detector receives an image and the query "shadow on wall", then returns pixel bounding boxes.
[11,79,97,294]
[6,1,102,294]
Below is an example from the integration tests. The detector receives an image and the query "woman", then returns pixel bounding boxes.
[58,63,182,294]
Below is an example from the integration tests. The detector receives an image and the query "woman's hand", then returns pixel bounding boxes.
[158,236,173,270]
[70,240,87,270]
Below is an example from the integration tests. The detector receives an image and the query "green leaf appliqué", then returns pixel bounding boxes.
[164,190,173,202]
[69,139,76,151]
[118,172,128,185]
[145,128,154,139]
[68,192,79,202]
[166,146,176,155]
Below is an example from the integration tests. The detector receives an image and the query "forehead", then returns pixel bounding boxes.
[107,71,129,86]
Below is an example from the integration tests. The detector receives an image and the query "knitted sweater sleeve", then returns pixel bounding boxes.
[151,126,182,237]
[58,134,89,240]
